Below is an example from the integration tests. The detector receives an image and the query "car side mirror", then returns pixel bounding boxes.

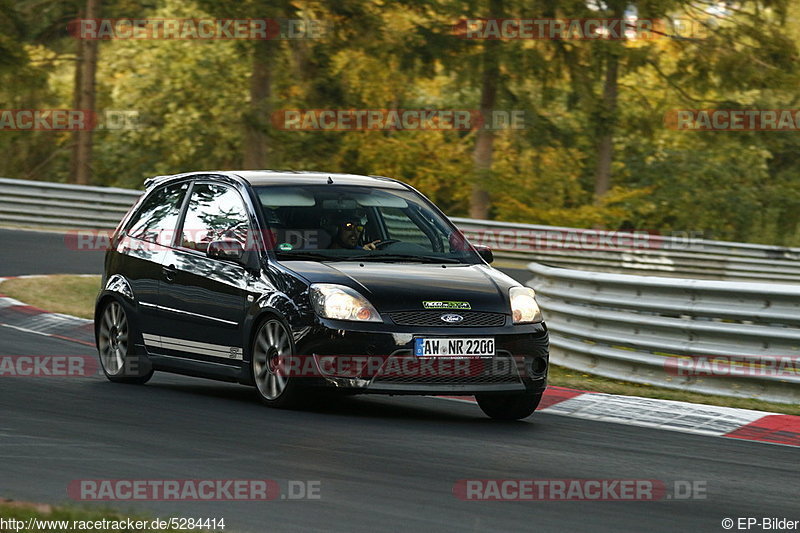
[207,239,245,264]
[474,244,494,264]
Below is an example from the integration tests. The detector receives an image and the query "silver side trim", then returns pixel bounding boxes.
[142,333,242,360]
[138,302,238,326]
[158,305,238,326]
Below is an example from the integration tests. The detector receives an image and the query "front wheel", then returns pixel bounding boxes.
[97,300,153,384]
[251,317,310,409]
[476,391,543,420]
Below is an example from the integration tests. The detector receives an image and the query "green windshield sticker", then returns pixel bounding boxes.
[278,243,293,251]
[423,301,471,310]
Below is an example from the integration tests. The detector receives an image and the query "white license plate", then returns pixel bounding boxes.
[414,337,495,357]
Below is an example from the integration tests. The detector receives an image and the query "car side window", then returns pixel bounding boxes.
[126,182,188,246]
[180,183,251,253]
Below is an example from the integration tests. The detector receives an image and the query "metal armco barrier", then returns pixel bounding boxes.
[527,262,800,404]
[452,217,800,282]
[0,177,141,229]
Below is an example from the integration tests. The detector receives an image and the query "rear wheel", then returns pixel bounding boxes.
[251,317,309,408]
[476,391,542,420]
[97,300,153,384]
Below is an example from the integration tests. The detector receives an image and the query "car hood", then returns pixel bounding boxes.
[280,261,517,313]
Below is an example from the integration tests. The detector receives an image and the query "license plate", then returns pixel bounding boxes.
[414,337,495,357]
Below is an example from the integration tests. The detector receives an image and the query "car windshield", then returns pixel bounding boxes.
[254,184,480,264]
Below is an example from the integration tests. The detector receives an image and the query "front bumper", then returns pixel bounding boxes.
[292,318,549,395]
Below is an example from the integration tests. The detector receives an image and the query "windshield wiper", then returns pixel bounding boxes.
[276,252,364,263]
[275,251,333,261]
[347,254,463,264]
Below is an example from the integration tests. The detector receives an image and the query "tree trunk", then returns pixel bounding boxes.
[71,0,98,185]
[469,0,502,220]
[69,17,83,182]
[243,39,274,169]
[593,51,618,203]
[593,1,625,205]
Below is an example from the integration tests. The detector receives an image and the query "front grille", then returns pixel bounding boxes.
[389,311,506,327]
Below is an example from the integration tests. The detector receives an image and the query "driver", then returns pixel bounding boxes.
[329,215,380,250]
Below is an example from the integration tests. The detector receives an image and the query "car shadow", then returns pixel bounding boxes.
[124,377,537,427]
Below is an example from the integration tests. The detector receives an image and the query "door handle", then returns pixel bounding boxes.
[163,265,176,282]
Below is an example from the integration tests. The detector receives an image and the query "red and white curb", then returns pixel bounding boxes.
[443,387,800,448]
[0,276,95,346]
[2,276,799,448]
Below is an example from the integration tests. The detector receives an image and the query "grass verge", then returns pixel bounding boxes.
[0,275,100,320]
[1,274,797,416]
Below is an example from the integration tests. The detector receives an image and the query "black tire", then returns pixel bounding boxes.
[97,299,153,384]
[476,391,543,420]
[250,316,312,409]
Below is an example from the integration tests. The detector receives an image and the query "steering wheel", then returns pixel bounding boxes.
[374,239,400,250]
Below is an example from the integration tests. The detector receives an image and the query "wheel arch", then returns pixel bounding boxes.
[94,275,136,340]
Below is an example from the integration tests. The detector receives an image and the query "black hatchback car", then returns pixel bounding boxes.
[95,171,549,419]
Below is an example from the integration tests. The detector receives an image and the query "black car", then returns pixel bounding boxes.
[95,171,549,419]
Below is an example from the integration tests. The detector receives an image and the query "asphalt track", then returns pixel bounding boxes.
[0,228,797,533]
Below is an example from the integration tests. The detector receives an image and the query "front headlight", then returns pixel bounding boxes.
[510,286,542,324]
[309,283,382,322]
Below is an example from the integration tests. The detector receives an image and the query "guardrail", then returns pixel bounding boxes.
[2,177,800,281]
[453,217,800,282]
[0,177,140,229]
[527,262,800,404]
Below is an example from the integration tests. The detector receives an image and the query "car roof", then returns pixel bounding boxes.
[145,170,409,190]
